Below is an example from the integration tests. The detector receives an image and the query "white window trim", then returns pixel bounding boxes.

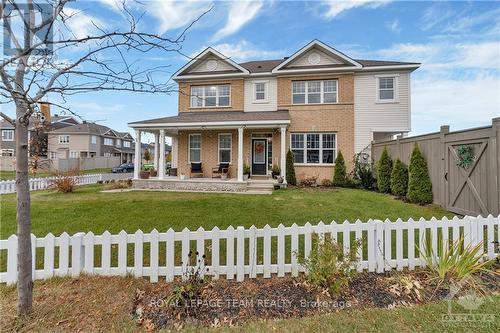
[289,132,337,166]
[2,130,14,141]
[70,151,79,158]
[375,74,399,103]
[123,141,131,148]
[188,133,202,163]
[91,135,97,144]
[190,85,231,108]
[116,139,121,147]
[217,133,232,164]
[291,80,339,105]
[58,135,70,144]
[104,137,114,146]
[253,80,269,103]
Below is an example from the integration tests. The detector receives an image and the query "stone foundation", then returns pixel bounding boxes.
[133,179,247,192]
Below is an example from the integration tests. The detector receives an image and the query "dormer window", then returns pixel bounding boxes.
[190,85,230,108]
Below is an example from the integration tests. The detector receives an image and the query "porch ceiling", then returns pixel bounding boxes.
[128,110,290,132]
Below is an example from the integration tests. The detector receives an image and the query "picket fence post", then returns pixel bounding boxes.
[236,226,245,282]
[374,220,384,273]
[6,235,18,285]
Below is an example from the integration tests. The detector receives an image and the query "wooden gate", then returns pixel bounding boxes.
[445,139,491,216]
[372,117,500,216]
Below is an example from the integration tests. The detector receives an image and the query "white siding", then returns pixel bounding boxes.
[244,77,277,112]
[354,71,411,153]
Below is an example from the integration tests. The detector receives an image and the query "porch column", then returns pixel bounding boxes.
[237,126,244,182]
[159,129,165,180]
[134,129,141,180]
[280,126,287,184]
[172,136,178,168]
[153,132,159,171]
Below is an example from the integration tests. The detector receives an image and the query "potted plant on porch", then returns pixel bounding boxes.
[271,164,281,179]
[149,169,158,177]
[243,164,251,181]
[140,167,150,179]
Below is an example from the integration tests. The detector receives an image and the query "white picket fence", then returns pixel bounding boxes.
[0,174,103,194]
[0,215,498,285]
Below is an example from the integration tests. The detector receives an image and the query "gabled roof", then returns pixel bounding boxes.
[172,47,250,80]
[50,123,133,139]
[272,40,362,73]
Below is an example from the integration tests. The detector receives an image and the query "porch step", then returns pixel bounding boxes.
[246,180,274,194]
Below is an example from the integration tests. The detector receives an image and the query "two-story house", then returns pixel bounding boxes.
[0,112,79,157]
[129,40,419,185]
[48,122,135,163]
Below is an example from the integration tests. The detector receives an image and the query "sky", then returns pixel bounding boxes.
[1,0,499,138]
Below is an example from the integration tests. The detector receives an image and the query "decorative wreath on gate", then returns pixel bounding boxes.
[455,145,475,170]
[255,143,265,154]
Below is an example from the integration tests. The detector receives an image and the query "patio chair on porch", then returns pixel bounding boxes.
[190,162,203,178]
[212,163,230,178]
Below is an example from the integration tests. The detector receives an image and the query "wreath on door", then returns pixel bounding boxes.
[255,143,265,154]
[455,145,475,170]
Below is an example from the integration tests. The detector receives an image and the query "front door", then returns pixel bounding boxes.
[252,139,267,175]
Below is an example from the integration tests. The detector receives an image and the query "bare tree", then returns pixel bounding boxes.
[0,0,210,314]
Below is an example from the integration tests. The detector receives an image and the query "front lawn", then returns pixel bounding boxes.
[0,185,451,239]
[0,168,111,181]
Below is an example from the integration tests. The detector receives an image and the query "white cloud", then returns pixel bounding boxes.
[60,7,106,39]
[72,102,126,117]
[192,40,285,62]
[212,0,264,41]
[385,19,400,33]
[411,74,500,134]
[321,0,391,19]
[146,0,213,34]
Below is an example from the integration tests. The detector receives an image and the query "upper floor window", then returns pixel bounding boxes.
[123,141,131,148]
[91,135,97,144]
[70,151,79,158]
[254,82,267,102]
[104,138,113,146]
[378,77,396,101]
[190,85,230,108]
[189,134,201,163]
[292,80,338,104]
[290,133,336,164]
[116,139,121,147]
[1,130,14,141]
[59,135,69,144]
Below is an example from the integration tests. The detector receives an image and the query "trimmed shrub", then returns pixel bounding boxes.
[407,143,433,204]
[332,150,347,186]
[286,150,296,185]
[352,153,375,190]
[377,147,392,193]
[391,159,408,197]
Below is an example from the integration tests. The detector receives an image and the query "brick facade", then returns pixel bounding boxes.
[174,73,355,183]
[178,79,244,112]
[277,74,355,182]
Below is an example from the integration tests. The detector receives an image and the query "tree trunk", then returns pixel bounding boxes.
[16,103,33,314]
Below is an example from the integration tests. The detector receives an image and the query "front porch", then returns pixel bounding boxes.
[133,175,278,194]
[128,111,291,192]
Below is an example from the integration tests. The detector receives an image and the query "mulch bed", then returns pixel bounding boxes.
[132,269,499,330]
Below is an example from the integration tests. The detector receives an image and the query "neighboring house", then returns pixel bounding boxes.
[129,40,419,182]
[0,120,15,156]
[48,122,135,163]
[0,111,79,157]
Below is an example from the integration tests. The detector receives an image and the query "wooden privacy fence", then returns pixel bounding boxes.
[0,174,103,194]
[372,118,500,216]
[1,215,498,285]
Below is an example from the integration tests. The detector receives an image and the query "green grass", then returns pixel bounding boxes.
[0,185,451,239]
[0,168,111,181]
